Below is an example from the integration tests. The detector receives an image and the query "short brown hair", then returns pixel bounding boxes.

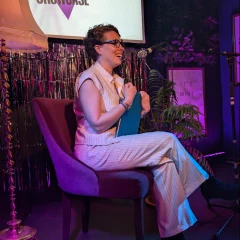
[83,24,121,61]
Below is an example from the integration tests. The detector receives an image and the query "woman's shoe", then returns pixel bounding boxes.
[162,232,185,240]
[201,175,240,202]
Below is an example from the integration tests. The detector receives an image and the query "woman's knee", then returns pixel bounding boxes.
[157,132,177,142]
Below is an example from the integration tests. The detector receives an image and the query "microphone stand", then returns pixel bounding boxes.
[223,53,239,179]
[208,51,240,240]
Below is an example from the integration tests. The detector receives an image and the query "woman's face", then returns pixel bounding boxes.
[96,30,124,69]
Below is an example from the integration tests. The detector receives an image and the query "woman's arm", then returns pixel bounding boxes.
[139,91,151,117]
[79,80,136,134]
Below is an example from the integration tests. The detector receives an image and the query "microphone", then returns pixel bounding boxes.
[137,48,153,59]
[137,42,168,59]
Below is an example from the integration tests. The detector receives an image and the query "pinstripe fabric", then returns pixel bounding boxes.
[74,62,124,145]
[74,62,209,238]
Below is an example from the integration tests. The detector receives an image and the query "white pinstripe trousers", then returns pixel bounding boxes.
[74,131,209,238]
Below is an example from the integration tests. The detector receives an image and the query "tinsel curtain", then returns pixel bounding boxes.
[0,43,147,191]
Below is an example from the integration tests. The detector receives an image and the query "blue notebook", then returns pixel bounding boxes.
[116,92,142,137]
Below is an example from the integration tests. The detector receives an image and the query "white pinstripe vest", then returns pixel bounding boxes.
[74,63,124,145]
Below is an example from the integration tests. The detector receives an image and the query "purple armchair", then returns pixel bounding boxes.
[32,98,154,240]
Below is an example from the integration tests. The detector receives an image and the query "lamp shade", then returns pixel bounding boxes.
[0,0,48,52]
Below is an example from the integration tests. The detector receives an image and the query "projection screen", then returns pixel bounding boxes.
[20,0,145,43]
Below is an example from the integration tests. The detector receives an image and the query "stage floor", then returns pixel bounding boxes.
[0,161,239,240]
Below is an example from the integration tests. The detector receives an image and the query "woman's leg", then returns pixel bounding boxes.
[152,158,197,238]
[74,131,209,237]
[166,133,209,197]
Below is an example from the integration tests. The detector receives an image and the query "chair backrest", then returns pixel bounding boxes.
[32,98,99,196]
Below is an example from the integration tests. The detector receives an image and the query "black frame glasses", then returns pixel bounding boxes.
[101,39,125,48]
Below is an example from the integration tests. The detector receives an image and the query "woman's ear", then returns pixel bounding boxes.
[94,45,102,55]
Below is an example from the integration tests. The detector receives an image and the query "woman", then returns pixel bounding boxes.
[74,24,239,240]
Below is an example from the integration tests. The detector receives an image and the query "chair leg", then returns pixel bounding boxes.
[81,197,90,233]
[133,199,144,240]
[62,191,71,240]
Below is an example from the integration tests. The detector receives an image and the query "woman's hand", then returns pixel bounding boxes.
[139,91,150,117]
[123,82,137,105]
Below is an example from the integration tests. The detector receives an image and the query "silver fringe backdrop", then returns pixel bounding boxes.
[0,43,147,191]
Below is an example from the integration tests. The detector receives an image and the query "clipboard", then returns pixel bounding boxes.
[116,92,142,137]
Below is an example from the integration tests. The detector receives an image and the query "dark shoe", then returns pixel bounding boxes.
[201,175,240,202]
[162,232,185,240]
